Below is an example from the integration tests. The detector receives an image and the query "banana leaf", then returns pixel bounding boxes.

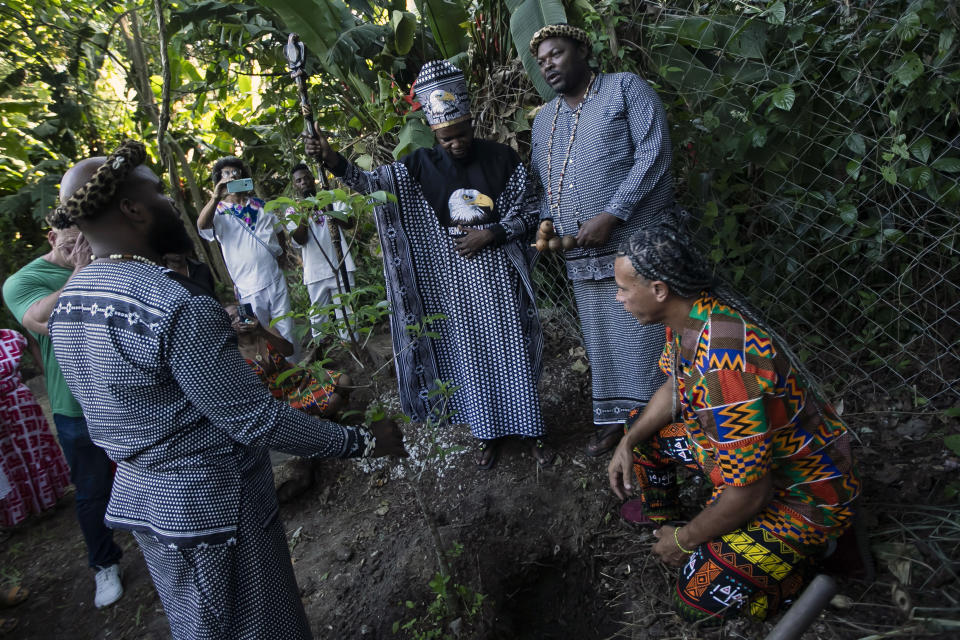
[391,10,418,56]
[507,0,566,101]
[415,0,470,60]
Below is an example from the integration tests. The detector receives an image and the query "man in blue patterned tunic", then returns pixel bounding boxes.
[47,140,405,640]
[529,24,674,456]
[305,60,550,470]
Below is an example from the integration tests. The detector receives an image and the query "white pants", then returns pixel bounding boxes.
[239,277,298,358]
[306,273,355,340]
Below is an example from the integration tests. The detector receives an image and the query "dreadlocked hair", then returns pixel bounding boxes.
[59,139,147,224]
[618,223,831,405]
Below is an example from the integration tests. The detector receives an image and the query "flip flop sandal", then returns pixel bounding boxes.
[477,439,500,471]
[527,438,556,466]
[0,586,27,608]
[585,423,624,457]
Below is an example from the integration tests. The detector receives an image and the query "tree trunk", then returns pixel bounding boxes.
[119,12,232,288]
[166,137,231,284]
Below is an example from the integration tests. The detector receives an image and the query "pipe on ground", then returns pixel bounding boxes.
[764,574,838,640]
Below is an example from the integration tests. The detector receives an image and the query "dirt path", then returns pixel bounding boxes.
[2,349,957,639]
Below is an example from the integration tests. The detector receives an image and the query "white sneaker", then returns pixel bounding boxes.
[94,564,123,608]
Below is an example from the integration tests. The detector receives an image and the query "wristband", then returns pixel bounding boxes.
[360,429,376,458]
[674,527,695,555]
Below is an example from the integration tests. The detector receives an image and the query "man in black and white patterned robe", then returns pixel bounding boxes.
[306,61,550,469]
[47,140,405,640]
[529,24,674,456]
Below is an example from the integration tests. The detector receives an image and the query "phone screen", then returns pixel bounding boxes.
[240,303,256,323]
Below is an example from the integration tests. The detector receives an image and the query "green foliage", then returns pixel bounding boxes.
[0,0,116,207]
[0,0,126,328]
[415,0,470,60]
[266,188,396,364]
[391,543,487,640]
[391,10,418,56]
[394,118,436,160]
[506,0,566,100]
[3,0,954,416]
[254,0,447,167]
[584,0,959,405]
[945,434,960,457]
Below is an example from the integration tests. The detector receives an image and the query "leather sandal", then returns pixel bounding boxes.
[584,423,624,457]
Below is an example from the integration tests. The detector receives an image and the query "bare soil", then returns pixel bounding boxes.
[2,332,958,640]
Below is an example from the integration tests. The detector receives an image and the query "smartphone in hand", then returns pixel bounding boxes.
[227,178,254,193]
[239,303,257,324]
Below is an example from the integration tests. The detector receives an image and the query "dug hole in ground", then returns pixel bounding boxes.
[3,331,957,639]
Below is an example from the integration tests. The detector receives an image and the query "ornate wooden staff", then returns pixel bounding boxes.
[284,33,352,295]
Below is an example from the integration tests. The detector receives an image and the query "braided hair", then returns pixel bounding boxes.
[618,223,827,400]
[58,139,147,225]
[619,223,714,298]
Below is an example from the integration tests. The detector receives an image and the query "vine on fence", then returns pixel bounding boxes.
[573,0,960,408]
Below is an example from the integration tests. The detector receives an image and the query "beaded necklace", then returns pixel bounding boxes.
[546,73,596,227]
[93,254,161,267]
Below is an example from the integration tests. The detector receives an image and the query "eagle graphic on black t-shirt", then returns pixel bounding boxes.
[448,189,495,226]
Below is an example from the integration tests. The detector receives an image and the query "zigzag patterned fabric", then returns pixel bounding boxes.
[245,342,342,417]
[630,421,813,621]
[654,294,860,547]
[673,523,810,622]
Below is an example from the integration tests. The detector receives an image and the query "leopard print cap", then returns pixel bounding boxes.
[529,23,590,55]
[59,139,147,223]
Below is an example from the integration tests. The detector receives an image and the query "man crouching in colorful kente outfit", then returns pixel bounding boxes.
[607,223,860,623]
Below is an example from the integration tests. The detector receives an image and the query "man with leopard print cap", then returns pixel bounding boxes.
[47,140,406,639]
[529,22,675,457]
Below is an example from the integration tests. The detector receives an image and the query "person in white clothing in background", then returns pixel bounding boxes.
[287,162,357,341]
[197,157,298,355]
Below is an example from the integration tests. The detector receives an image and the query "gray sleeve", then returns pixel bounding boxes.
[604,75,673,220]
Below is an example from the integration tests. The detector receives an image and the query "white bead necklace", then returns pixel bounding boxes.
[92,254,161,267]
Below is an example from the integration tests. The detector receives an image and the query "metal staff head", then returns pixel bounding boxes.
[285,33,306,79]
[285,33,316,140]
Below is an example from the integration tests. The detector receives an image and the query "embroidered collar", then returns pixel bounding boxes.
[220,198,262,228]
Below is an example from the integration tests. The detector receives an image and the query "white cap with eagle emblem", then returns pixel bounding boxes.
[414,60,471,130]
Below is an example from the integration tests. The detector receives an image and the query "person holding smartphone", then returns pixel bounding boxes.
[197,156,297,355]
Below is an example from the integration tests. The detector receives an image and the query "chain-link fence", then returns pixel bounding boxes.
[530,0,959,411]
